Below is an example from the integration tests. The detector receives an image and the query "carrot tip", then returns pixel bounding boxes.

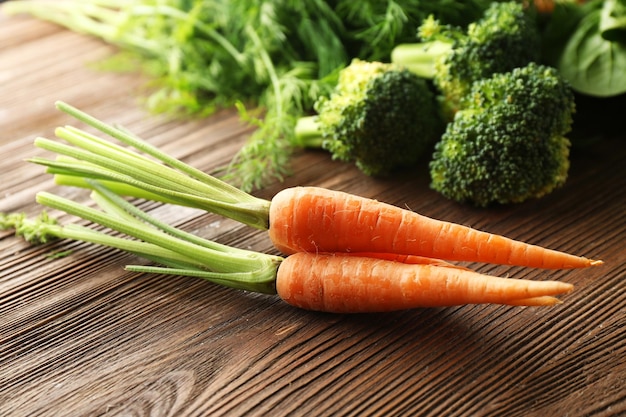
[506,296,564,306]
[590,259,604,267]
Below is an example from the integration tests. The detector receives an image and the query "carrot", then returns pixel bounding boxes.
[276,253,574,313]
[268,187,602,269]
[6,190,572,314]
[37,102,602,270]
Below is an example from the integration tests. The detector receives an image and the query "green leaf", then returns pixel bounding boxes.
[559,9,626,97]
[600,0,626,42]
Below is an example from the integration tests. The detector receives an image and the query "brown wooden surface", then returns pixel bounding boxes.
[1,12,625,417]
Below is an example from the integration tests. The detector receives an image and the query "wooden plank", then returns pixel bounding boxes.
[1,11,625,417]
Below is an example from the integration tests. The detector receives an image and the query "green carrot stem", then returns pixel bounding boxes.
[1,211,211,270]
[33,155,268,229]
[28,185,281,294]
[89,181,254,256]
[51,224,209,270]
[54,174,185,206]
[29,101,272,229]
[55,102,251,200]
[124,265,278,292]
[35,191,269,273]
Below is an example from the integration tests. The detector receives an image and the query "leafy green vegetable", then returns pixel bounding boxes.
[540,0,626,97]
[3,0,495,191]
[4,0,343,190]
[599,0,626,42]
[559,7,626,97]
[333,0,494,60]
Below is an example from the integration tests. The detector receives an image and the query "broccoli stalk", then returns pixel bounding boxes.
[391,1,541,118]
[293,116,325,149]
[429,62,576,207]
[294,59,442,177]
[391,39,454,79]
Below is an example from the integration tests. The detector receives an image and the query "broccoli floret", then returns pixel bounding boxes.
[294,59,442,176]
[391,1,541,118]
[429,62,576,206]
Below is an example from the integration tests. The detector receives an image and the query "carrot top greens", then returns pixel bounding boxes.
[34,102,271,229]
[1,181,282,294]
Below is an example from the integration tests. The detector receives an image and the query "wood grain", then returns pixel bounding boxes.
[1,11,625,417]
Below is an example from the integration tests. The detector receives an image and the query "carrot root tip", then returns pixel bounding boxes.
[507,296,565,306]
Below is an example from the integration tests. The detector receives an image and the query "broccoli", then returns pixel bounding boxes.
[429,62,576,207]
[391,1,541,118]
[294,59,442,176]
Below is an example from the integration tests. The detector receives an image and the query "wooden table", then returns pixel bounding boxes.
[1,12,625,417]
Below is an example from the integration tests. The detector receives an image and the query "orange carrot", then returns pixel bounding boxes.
[269,187,602,269]
[276,253,574,313]
[9,189,576,314]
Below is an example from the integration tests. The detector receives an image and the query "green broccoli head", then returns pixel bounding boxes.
[461,63,576,138]
[392,1,541,118]
[296,59,442,176]
[429,63,575,206]
[437,1,540,111]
